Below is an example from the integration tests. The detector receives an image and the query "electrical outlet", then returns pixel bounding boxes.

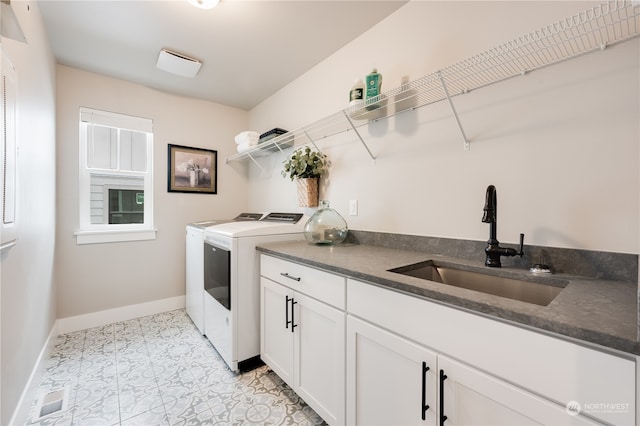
[349,199,358,216]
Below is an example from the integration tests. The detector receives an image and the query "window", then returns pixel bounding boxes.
[76,107,155,244]
[108,189,144,224]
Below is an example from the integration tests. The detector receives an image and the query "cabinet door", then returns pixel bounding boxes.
[260,278,294,386]
[438,356,600,426]
[346,316,437,426]
[348,278,634,426]
[185,228,204,334]
[294,292,346,425]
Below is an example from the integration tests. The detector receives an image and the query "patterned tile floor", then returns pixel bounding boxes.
[24,309,326,425]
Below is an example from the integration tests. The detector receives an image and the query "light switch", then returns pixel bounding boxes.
[349,200,358,216]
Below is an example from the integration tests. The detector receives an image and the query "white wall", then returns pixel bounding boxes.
[56,65,250,319]
[248,1,639,255]
[0,2,57,424]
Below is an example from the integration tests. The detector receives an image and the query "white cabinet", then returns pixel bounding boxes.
[347,316,598,426]
[438,356,597,426]
[293,290,345,423]
[347,278,635,426]
[260,255,346,425]
[261,277,295,384]
[259,255,635,426]
[185,226,204,334]
[346,316,437,425]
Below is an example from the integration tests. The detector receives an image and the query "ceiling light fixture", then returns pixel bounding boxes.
[187,0,220,10]
[156,49,202,78]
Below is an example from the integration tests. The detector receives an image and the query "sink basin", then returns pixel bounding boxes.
[388,260,567,306]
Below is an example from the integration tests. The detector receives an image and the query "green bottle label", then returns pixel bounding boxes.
[366,74,381,98]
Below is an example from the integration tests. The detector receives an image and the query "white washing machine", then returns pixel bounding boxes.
[185,213,262,334]
[203,213,306,371]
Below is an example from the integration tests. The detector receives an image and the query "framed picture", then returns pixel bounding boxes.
[167,144,217,194]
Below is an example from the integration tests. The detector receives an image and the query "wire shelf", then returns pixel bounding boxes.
[227,0,640,163]
[437,0,639,97]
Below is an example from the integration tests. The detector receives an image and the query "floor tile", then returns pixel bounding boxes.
[117,382,163,421]
[23,309,327,425]
[71,393,120,426]
[161,390,211,425]
[120,405,168,426]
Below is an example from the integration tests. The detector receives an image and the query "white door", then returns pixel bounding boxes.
[185,227,204,334]
[294,292,346,425]
[260,278,294,386]
[438,356,600,426]
[346,316,437,426]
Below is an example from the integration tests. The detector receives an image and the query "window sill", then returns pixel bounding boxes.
[75,228,157,245]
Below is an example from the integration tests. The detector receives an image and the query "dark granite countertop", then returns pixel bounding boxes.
[257,240,639,356]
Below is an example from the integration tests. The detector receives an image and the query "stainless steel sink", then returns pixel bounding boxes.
[388,260,567,306]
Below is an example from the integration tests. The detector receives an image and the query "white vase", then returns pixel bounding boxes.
[189,170,199,187]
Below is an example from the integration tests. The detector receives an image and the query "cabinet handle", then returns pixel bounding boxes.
[439,369,448,425]
[280,272,301,282]
[421,362,430,420]
[291,298,298,332]
[285,295,292,329]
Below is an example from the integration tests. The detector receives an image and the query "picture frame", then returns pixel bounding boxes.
[167,144,217,194]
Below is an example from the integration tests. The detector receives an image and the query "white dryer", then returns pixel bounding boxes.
[203,213,306,371]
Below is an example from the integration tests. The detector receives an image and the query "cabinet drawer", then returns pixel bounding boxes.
[347,278,636,426]
[261,254,346,309]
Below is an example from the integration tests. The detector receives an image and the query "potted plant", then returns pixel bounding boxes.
[282,146,329,207]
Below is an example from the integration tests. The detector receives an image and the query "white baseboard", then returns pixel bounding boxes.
[9,321,59,426]
[57,295,186,335]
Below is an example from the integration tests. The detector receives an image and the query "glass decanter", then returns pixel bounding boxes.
[304,200,348,245]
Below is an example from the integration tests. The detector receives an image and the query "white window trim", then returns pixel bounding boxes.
[75,229,156,245]
[77,107,155,244]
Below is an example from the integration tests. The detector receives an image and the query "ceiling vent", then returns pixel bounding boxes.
[156,49,202,78]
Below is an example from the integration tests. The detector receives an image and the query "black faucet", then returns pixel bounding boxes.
[482,185,524,267]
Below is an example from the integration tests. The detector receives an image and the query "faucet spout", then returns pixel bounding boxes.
[482,185,497,243]
[481,185,524,267]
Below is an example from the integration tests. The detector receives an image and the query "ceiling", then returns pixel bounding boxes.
[37,0,407,110]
